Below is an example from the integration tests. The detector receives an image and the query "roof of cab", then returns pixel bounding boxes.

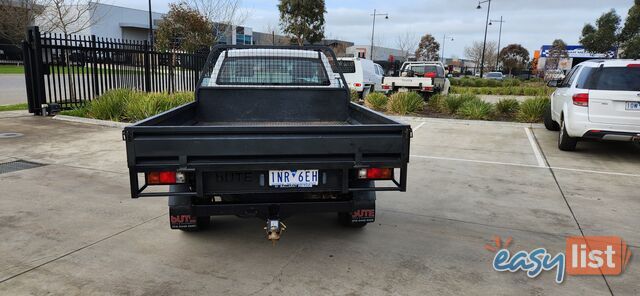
[225,48,321,58]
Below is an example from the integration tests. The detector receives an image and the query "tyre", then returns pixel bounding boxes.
[544,105,560,131]
[558,118,578,151]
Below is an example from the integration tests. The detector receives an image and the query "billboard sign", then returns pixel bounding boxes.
[540,45,617,58]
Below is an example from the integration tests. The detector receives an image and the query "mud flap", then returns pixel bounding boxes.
[350,181,376,223]
[169,206,198,229]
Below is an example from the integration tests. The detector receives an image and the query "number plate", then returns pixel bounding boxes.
[269,170,319,188]
[626,101,640,110]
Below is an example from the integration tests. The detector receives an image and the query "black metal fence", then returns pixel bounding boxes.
[22,26,209,115]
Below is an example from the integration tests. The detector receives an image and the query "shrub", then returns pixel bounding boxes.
[473,79,486,87]
[443,93,477,114]
[387,92,424,115]
[486,79,499,87]
[457,99,494,120]
[350,89,360,102]
[86,88,131,121]
[427,93,447,113]
[516,96,550,122]
[364,92,388,111]
[495,98,520,115]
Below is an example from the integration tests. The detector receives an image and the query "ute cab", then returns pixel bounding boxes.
[545,59,640,150]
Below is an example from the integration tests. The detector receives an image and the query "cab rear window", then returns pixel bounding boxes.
[216,57,330,86]
[337,60,356,73]
[578,66,640,91]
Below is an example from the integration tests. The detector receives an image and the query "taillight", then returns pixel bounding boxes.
[424,72,436,78]
[382,85,391,90]
[146,171,185,185]
[354,83,362,87]
[572,93,589,107]
[627,64,640,68]
[422,86,434,92]
[357,168,393,180]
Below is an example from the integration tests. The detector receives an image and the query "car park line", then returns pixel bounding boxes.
[524,127,548,168]
[413,122,426,132]
[410,154,640,178]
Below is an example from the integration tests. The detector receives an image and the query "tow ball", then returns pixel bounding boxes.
[265,219,286,244]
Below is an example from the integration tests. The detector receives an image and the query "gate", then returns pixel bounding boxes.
[22,26,209,115]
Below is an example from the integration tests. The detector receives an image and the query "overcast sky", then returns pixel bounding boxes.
[107,0,635,59]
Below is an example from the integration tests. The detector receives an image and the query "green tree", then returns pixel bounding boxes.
[580,1,640,58]
[155,2,213,52]
[278,0,326,46]
[414,34,440,61]
[579,10,620,54]
[498,44,530,75]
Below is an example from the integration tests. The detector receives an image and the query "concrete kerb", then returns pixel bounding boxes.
[391,115,545,129]
[53,115,131,129]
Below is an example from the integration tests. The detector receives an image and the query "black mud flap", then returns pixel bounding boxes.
[169,206,198,230]
[350,182,376,223]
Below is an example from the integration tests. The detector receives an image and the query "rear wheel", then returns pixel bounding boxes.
[544,105,560,131]
[558,118,578,151]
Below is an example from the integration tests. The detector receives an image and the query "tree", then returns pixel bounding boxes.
[39,0,101,35]
[185,0,248,43]
[0,0,47,48]
[395,32,417,61]
[464,40,497,73]
[155,2,213,52]
[580,1,640,58]
[278,0,326,46]
[499,44,530,75]
[579,9,620,54]
[546,39,568,70]
[414,34,439,61]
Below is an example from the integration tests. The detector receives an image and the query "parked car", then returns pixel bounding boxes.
[485,72,504,80]
[381,61,450,99]
[544,59,640,151]
[123,46,412,242]
[337,57,385,98]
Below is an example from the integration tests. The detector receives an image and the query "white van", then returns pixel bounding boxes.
[337,57,385,98]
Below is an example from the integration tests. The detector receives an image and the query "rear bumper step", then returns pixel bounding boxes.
[583,130,640,141]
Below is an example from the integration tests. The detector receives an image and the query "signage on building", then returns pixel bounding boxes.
[539,45,617,59]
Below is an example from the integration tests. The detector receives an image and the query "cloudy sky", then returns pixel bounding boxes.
[108,0,635,58]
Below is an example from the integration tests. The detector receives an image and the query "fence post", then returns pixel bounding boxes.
[143,40,151,92]
[91,35,99,97]
[26,26,47,115]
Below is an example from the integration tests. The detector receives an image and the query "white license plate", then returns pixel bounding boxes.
[269,170,319,188]
[626,101,640,110]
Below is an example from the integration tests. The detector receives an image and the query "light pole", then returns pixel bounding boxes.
[370,9,389,60]
[490,16,505,70]
[476,0,491,77]
[441,34,454,64]
[148,0,154,47]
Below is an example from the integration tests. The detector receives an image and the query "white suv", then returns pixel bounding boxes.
[544,59,640,151]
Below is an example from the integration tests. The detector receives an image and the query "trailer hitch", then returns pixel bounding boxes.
[265,219,286,244]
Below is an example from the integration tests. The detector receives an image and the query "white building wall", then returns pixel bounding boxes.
[346,45,406,61]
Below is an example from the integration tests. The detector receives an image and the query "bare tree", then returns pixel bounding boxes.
[185,0,248,42]
[0,0,48,48]
[464,40,498,73]
[39,0,100,35]
[395,32,417,61]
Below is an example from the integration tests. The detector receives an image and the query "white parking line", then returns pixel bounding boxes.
[524,127,548,167]
[410,154,640,178]
[414,122,426,132]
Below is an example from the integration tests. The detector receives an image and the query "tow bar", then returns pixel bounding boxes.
[265,219,286,244]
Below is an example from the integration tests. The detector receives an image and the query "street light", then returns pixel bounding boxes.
[370,9,389,60]
[476,0,491,78]
[441,34,454,64]
[148,0,154,47]
[490,16,505,70]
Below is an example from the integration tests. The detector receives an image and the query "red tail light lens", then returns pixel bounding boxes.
[382,85,391,90]
[572,93,589,107]
[146,171,177,185]
[422,86,434,92]
[424,72,437,78]
[354,83,362,87]
[627,64,640,68]
[357,168,393,180]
